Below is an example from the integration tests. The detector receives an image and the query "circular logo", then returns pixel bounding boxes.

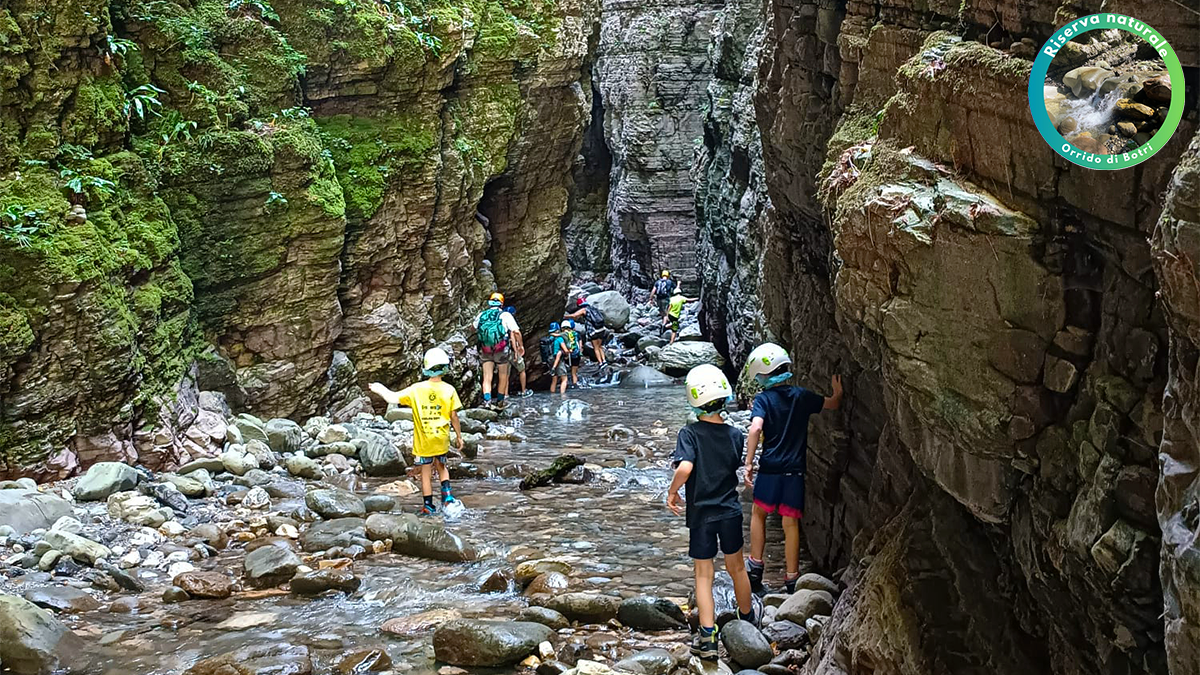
[1029,14,1184,169]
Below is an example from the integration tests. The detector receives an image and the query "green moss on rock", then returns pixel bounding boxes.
[317,113,437,223]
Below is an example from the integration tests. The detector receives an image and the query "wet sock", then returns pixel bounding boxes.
[496,394,505,402]
[483,393,492,402]
[441,480,453,502]
[423,495,434,509]
[699,625,715,637]
[739,610,755,622]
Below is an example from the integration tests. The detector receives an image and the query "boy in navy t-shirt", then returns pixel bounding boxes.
[743,343,843,594]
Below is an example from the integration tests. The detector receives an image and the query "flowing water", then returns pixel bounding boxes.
[1044,84,1123,138]
[44,385,804,674]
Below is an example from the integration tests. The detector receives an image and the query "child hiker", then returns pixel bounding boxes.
[666,289,697,344]
[667,364,758,660]
[742,343,843,593]
[369,347,464,516]
[548,322,570,394]
[565,319,583,387]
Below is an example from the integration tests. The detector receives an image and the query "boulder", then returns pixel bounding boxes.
[433,619,555,667]
[178,458,225,474]
[364,513,476,562]
[161,473,210,498]
[585,291,631,329]
[385,405,413,422]
[791,573,836,595]
[300,518,367,552]
[0,489,73,536]
[620,365,674,388]
[220,448,259,476]
[336,649,391,674]
[317,424,351,444]
[721,620,772,668]
[525,571,571,596]
[614,649,676,675]
[290,569,361,595]
[73,462,138,501]
[520,455,583,490]
[656,342,724,375]
[761,620,807,651]
[363,495,395,512]
[174,571,234,599]
[516,559,574,586]
[381,608,462,636]
[183,644,311,675]
[43,530,110,565]
[775,589,833,625]
[618,596,687,630]
[1062,66,1114,97]
[189,523,229,549]
[517,606,570,630]
[231,414,270,445]
[306,488,366,519]
[636,336,668,353]
[0,594,87,675]
[534,592,621,624]
[358,430,406,476]
[107,491,173,527]
[21,587,101,613]
[479,567,515,593]
[243,544,302,587]
[284,455,323,479]
[266,419,304,454]
[243,440,279,470]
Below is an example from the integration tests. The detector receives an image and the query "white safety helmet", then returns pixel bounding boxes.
[686,364,732,409]
[745,343,791,380]
[423,347,451,372]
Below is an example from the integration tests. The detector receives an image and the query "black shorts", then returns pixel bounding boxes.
[688,514,744,560]
[570,354,581,367]
[753,472,805,519]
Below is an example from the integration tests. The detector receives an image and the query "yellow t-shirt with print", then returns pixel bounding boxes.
[397,380,463,457]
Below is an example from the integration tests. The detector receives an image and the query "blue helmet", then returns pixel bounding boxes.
[566,319,576,329]
[505,305,516,315]
[549,321,561,332]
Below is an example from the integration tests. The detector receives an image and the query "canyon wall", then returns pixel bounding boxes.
[0,0,596,478]
[688,0,1199,672]
[593,0,721,294]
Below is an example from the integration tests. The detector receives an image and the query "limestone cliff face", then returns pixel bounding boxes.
[0,0,596,478]
[594,0,720,294]
[714,0,1200,673]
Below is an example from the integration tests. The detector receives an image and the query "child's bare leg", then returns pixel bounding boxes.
[497,363,510,398]
[559,376,567,394]
[782,516,801,578]
[481,361,494,398]
[694,558,716,628]
[725,550,753,616]
[435,457,450,484]
[420,463,433,497]
[750,504,767,562]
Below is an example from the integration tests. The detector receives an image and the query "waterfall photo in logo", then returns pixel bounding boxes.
[1030,14,1184,169]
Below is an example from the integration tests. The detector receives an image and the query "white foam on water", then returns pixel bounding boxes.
[1046,85,1122,136]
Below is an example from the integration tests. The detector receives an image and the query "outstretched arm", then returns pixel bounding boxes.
[450,409,464,449]
[667,461,693,515]
[824,375,844,410]
[368,382,401,405]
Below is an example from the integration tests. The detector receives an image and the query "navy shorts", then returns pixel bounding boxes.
[753,472,805,519]
[688,515,744,560]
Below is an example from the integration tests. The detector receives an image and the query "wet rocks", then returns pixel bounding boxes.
[220,447,260,476]
[516,559,574,585]
[306,488,366,519]
[526,571,571,596]
[189,523,228,549]
[761,620,807,650]
[363,495,395,512]
[243,543,302,587]
[290,569,361,595]
[43,530,110,565]
[336,648,391,674]
[1114,99,1155,122]
[22,586,101,613]
[0,489,73,535]
[184,644,312,675]
[655,342,724,375]
[520,455,584,490]
[301,518,367,552]
[614,649,676,675]
[534,592,621,624]
[775,590,832,625]
[284,455,323,479]
[618,596,687,630]
[266,419,305,454]
[174,571,235,599]
[73,462,139,501]
[721,620,773,668]
[1062,66,1114,97]
[432,619,555,667]
[364,513,476,562]
[107,491,174,527]
[791,573,836,595]
[518,606,570,630]
[480,568,515,593]
[1143,74,1171,103]
[381,608,462,636]
[620,365,674,388]
[0,595,87,674]
[357,430,406,476]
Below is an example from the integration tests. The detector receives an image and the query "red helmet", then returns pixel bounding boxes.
[577,297,587,306]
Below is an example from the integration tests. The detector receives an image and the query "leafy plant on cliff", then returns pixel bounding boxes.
[0,205,49,248]
[125,83,166,121]
[228,0,280,23]
[59,168,118,202]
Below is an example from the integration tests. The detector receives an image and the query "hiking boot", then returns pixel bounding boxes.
[747,558,765,595]
[785,575,799,594]
[520,390,533,398]
[419,503,438,516]
[690,629,719,661]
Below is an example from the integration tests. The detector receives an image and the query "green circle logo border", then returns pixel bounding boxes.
[1029,14,1185,170]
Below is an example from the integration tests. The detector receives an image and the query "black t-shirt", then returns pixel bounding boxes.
[750,385,824,474]
[673,421,745,528]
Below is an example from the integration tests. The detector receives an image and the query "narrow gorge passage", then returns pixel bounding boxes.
[2,0,1200,675]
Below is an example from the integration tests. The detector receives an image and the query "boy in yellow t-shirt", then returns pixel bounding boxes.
[369,347,464,515]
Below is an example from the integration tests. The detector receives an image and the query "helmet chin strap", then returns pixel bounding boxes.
[756,371,793,388]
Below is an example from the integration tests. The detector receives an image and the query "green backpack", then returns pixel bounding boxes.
[477,308,507,348]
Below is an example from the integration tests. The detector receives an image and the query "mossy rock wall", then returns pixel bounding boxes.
[0,0,598,477]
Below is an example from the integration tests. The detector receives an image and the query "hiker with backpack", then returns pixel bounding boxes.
[546,322,571,394]
[648,270,679,322]
[564,319,583,387]
[564,296,610,369]
[474,292,518,407]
